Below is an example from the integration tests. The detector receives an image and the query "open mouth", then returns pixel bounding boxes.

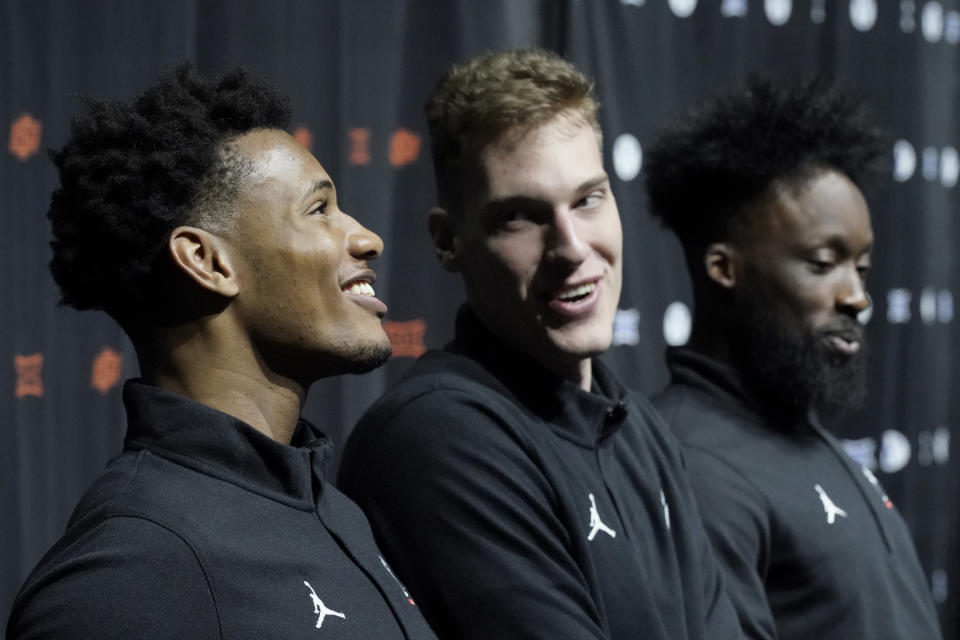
[555,282,597,304]
[340,276,388,317]
[342,280,376,296]
[545,280,601,318]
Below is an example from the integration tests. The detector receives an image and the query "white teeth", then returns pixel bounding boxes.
[343,281,375,297]
[557,282,596,301]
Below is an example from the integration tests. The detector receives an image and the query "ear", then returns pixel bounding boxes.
[168,226,240,298]
[427,206,461,272]
[704,242,738,289]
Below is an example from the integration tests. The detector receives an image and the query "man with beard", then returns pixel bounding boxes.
[338,49,741,639]
[7,65,436,640]
[644,77,942,640]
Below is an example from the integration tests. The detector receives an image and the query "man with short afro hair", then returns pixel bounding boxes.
[8,64,437,640]
[48,65,288,334]
[645,76,942,640]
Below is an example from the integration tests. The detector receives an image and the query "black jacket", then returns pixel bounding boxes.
[8,381,437,640]
[653,347,942,640]
[338,308,742,639]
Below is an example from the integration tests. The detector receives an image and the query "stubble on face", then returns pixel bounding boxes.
[227,129,392,384]
[324,325,393,374]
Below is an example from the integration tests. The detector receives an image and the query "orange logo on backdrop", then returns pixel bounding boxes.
[14,353,44,398]
[293,126,313,151]
[389,129,420,168]
[384,319,427,358]
[91,347,123,394]
[349,127,371,165]
[9,113,42,161]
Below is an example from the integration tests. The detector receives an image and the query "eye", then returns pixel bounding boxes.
[806,248,839,274]
[856,262,871,279]
[496,209,537,230]
[807,259,834,274]
[308,201,328,216]
[575,190,605,210]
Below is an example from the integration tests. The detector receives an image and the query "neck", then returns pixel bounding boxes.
[137,322,306,445]
[574,358,593,392]
[686,314,734,365]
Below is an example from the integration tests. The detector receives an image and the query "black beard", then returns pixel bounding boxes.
[731,292,868,421]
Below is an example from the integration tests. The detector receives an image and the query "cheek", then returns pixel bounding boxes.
[483,235,542,283]
[594,209,623,263]
[772,282,833,331]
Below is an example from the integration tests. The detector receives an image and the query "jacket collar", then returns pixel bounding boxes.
[446,306,628,445]
[664,346,813,432]
[122,379,332,509]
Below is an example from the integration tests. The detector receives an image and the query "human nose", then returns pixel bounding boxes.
[836,264,869,315]
[546,209,590,265]
[344,214,384,261]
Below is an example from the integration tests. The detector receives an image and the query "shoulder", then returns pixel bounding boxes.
[343,350,531,458]
[650,384,774,508]
[652,381,764,453]
[624,388,682,444]
[9,516,219,639]
[338,352,549,502]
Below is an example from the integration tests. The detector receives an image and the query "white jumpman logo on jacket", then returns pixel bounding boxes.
[304,581,346,629]
[587,493,617,541]
[814,484,848,524]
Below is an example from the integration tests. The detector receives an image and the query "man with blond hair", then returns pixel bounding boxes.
[339,49,741,640]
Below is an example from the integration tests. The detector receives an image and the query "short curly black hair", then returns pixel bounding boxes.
[644,76,888,254]
[48,63,291,333]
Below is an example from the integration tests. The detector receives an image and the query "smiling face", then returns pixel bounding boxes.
[224,129,392,384]
[730,169,873,414]
[445,113,622,386]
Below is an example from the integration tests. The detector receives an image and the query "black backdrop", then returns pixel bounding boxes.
[3,1,958,636]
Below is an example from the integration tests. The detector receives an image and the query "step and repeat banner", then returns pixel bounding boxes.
[3,1,957,636]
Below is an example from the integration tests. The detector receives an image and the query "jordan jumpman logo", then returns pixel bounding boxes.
[587,493,617,541]
[304,581,346,629]
[814,484,848,524]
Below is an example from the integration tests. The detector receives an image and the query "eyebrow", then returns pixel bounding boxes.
[485,174,611,208]
[301,179,334,203]
[575,174,610,194]
[810,236,874,256]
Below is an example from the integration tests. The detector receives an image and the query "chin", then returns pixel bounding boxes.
[549,327,612,358]
[342,339,393,374]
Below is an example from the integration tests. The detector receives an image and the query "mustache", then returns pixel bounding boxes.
[817,318,864,342]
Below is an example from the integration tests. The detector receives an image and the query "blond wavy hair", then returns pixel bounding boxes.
[425,48,601,211]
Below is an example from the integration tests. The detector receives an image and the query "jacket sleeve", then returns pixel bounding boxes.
[7,516,220,640]
[682,446,778,640]
[338,388,612,639]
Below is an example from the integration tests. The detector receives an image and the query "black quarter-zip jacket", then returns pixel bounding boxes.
[338,307,741,639]
[653,347,942,640]
[8,381,437,640]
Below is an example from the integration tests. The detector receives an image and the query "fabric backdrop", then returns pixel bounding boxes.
[3,1,957,636]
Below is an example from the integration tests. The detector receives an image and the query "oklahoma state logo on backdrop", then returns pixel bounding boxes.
[9,113,42,161]
[293,126,313,151]
[349,127,372,165]
[389,128,420,168]
[345,126,421,167]
[384,319,427,358]
[91,346,123,394]
[14,353,44,398]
